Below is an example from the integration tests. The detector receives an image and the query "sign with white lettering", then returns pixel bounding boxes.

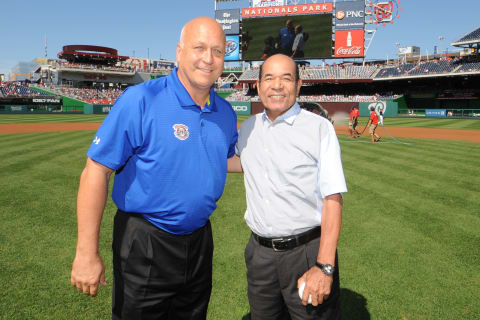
[334,29,364,58]
[231,101,251,115]
[335,1,365,30]
[215,9,240,35]
[242,3,332,18]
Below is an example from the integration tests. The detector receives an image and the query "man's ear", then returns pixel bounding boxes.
[256,80,260,96]
[296,78,302,96]
[176,43,182,63]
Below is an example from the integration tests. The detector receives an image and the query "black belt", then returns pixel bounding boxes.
[252,226,321,252]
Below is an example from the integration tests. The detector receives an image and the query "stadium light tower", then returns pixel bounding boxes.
[395,42,401,64]
[438,35,446,56]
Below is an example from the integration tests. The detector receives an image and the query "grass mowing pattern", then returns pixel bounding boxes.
[0,125,479,319]
[337,135,479,319]
[0,114,106,124]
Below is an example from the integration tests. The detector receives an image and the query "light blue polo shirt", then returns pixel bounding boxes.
[87,68,238,234]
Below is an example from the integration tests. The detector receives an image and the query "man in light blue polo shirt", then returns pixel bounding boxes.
[70,17,237,320]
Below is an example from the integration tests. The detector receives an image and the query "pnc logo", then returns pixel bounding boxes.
[335,10,345,20]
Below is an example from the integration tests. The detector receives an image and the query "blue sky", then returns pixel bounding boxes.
[1,0,479,77]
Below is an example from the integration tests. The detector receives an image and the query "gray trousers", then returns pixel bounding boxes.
[245,234,340,320]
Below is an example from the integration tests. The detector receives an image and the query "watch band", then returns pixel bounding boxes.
[315,262,335,275]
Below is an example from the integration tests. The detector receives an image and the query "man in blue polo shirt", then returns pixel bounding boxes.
[70,17,237,320]
[278,19,295,56]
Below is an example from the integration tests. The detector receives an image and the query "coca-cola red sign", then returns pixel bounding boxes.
[336,46,362,55]
[334,30,364,58]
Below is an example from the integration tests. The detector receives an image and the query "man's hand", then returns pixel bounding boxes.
[71,158,112,297]
[71,253,107,296]
[297,266,333,306]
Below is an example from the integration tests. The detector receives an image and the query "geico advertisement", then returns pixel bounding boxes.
[231,102,251,115]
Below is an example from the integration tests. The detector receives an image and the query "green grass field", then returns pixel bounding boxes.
[0,115,479,319]
[0,114,106,124]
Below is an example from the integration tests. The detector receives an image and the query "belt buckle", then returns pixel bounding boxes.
[271,238,289,252]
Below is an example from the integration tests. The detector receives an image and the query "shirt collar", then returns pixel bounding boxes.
[168,67,216,112]
[262,102,301,125]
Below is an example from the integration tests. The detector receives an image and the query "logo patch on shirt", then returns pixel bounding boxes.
[173,124,189,140]
[93,136,101,145]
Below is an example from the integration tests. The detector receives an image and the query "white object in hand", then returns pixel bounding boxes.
[298,282,312,304]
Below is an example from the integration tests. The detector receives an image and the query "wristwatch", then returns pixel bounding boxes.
[315,262,335,276]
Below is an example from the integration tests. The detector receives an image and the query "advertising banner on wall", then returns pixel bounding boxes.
[359,101,398,117]
[0,97,62,105]
[242,3,332,17]
[215,9,240,35]
[426,109,446,117]
[225,35,240,61]
[335,1,365,30]
[334,29,364,58]
[252,0,285,7]
[230,101,251,115]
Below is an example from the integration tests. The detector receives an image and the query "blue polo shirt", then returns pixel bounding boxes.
[87,68,238,234]
[279,27,295,49]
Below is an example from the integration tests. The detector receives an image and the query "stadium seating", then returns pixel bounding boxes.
[238,65,378,81]
[33,83,123,104]
[454,61,480,73]
[0,82,49,97]
[54,61,134,73]
[406,60,457,76]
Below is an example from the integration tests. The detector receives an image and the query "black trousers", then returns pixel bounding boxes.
[245,234,340,320]
[112,210,213,320]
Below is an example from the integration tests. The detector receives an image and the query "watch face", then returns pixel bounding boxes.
[323,264,334,275]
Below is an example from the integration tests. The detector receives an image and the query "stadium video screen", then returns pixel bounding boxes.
[241,14,332,60]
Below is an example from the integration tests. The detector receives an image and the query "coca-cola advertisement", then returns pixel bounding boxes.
[334,29,364,58]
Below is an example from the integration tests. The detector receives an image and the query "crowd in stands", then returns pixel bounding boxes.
[226,88,400,103]
[151,66,174,74]
[297,93,400,103]
[0,81,48,97]
[54,61,134,73]
[34,83,123,104]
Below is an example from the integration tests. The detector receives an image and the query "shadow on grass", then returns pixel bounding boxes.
[241,288,369,320]
[341,288,370,320]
